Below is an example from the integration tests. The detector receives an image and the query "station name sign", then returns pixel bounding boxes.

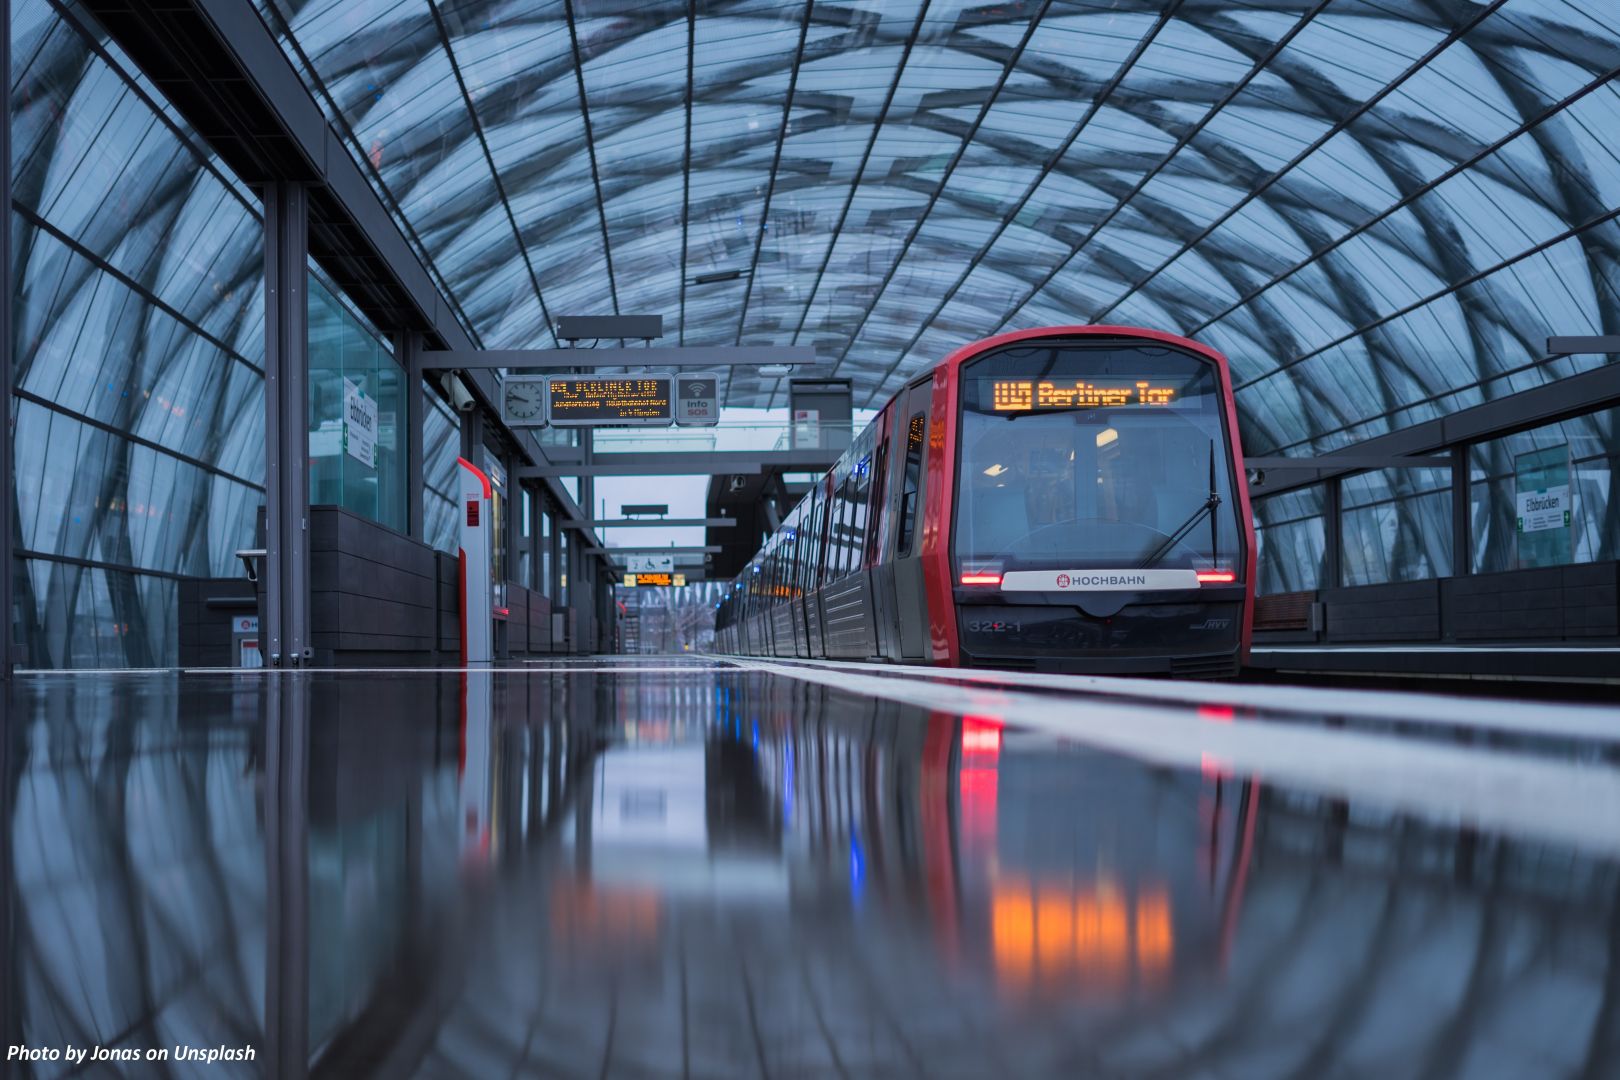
[548,376,673,427]
[989,379,1177,411]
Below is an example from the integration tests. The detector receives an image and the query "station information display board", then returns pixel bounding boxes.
[622,572,686,587]
[547,375,673,426]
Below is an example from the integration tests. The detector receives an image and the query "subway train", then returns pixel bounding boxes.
[713,326,1256,677]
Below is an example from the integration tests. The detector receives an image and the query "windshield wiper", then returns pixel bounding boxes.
[1138,441,1221,570]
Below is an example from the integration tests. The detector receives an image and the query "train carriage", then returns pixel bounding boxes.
[715,326,1256,677]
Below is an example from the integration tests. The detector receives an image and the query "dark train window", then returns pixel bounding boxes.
[866,438,889,565]
[897,412,926,555]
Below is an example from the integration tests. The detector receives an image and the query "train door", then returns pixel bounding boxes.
[891,380,933,660]
[807,476,833,658]
[867,406,901,660]
[793,499,813,658]
[773,527,796,658]
[823,427,882,659]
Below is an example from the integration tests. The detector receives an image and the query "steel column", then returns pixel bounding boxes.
[1451,444,1472,576]
[399,331,425,542]
[504,449,520,589]
[1322,476,1343,590]
[1,0,12,676]
[263,182,311,667]
[459,403,484,467]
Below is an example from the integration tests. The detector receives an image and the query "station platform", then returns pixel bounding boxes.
[5,659,1620,1078]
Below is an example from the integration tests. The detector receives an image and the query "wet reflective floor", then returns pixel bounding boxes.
[4,658,1620,1078]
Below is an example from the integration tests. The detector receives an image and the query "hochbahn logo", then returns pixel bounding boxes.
[1057,573,1148,587]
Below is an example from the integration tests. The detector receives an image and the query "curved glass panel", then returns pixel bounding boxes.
[12,0,267,667]
[254,0,1617,435]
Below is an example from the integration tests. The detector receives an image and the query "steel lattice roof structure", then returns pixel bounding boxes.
[254,0,1619,455]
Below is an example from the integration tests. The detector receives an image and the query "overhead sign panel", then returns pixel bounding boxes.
[620,572,687,588]
[675,372,720,426]
[627,554,675,573]
[547,375,673,427]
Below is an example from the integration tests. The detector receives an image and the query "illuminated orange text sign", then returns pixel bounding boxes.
[991,379,1176,411]
[548,376,673,426]
[622,572,685,587]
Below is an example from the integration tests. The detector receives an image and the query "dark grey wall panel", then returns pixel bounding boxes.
[1323,580,1440,642]
[1445,563,1619,641]
[178,578,257,667]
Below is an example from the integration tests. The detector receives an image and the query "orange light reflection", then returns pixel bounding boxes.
[991,879,1173,998]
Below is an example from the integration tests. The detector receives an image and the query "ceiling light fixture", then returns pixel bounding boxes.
[691,269,748,285]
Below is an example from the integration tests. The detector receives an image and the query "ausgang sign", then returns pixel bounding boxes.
[547,375,673,427]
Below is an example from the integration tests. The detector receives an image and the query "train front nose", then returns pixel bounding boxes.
[956,592,1246,676]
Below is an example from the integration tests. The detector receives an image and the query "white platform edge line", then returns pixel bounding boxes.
[729,658,1620,858]
[727,655,1620,742]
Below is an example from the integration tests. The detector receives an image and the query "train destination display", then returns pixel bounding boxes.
[989,379,1178,411]
[548,376,673,426]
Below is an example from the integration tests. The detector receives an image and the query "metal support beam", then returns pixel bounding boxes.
[460,406,485,466]
[1322,475,1343,590]
[1547,336,1620,354]
[1451,444,1471,577]
[563,517,737,529]
[588,546,721,555]
[399,331,425,541]
[503,448,520,593]
[519,449,839,479]
[263,182,311,667]
[0,0,11,676]
[421,345,817,370]
[1249,362,1620,498]
[1245,454,1453,471]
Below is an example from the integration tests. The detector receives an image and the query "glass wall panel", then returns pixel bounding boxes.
[518,488,533,590]
[1469,409,1620,574]
[558,530,570,607]
[540,508,553,600]
[308,275,405,532]
[1253,485,1326,595]
[423,385,461,554]
[1341,468,1453,587]
[12,0,268,667]
[16,558,179,668]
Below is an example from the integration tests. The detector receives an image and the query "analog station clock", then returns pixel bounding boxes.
[502,377,547,426]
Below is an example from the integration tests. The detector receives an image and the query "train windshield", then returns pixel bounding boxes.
[955,342,1243,575]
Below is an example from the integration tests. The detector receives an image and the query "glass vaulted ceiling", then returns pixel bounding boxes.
[256,0,1619,457]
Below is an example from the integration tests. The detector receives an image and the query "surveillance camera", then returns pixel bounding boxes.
[450,375,477,413]
[728,475,747,492]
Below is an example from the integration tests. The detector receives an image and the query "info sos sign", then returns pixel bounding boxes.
[675,372,720,426]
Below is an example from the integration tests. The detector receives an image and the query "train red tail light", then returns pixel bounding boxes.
[960,572,1003,586]
[1196,570,1236,584]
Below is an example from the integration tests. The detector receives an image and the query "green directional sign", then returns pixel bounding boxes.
[1514,444,1571,569]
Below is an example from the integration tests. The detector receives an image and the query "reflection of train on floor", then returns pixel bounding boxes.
[715,326,1257,676]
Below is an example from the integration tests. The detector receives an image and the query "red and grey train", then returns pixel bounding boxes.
[713,326,1256,677]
